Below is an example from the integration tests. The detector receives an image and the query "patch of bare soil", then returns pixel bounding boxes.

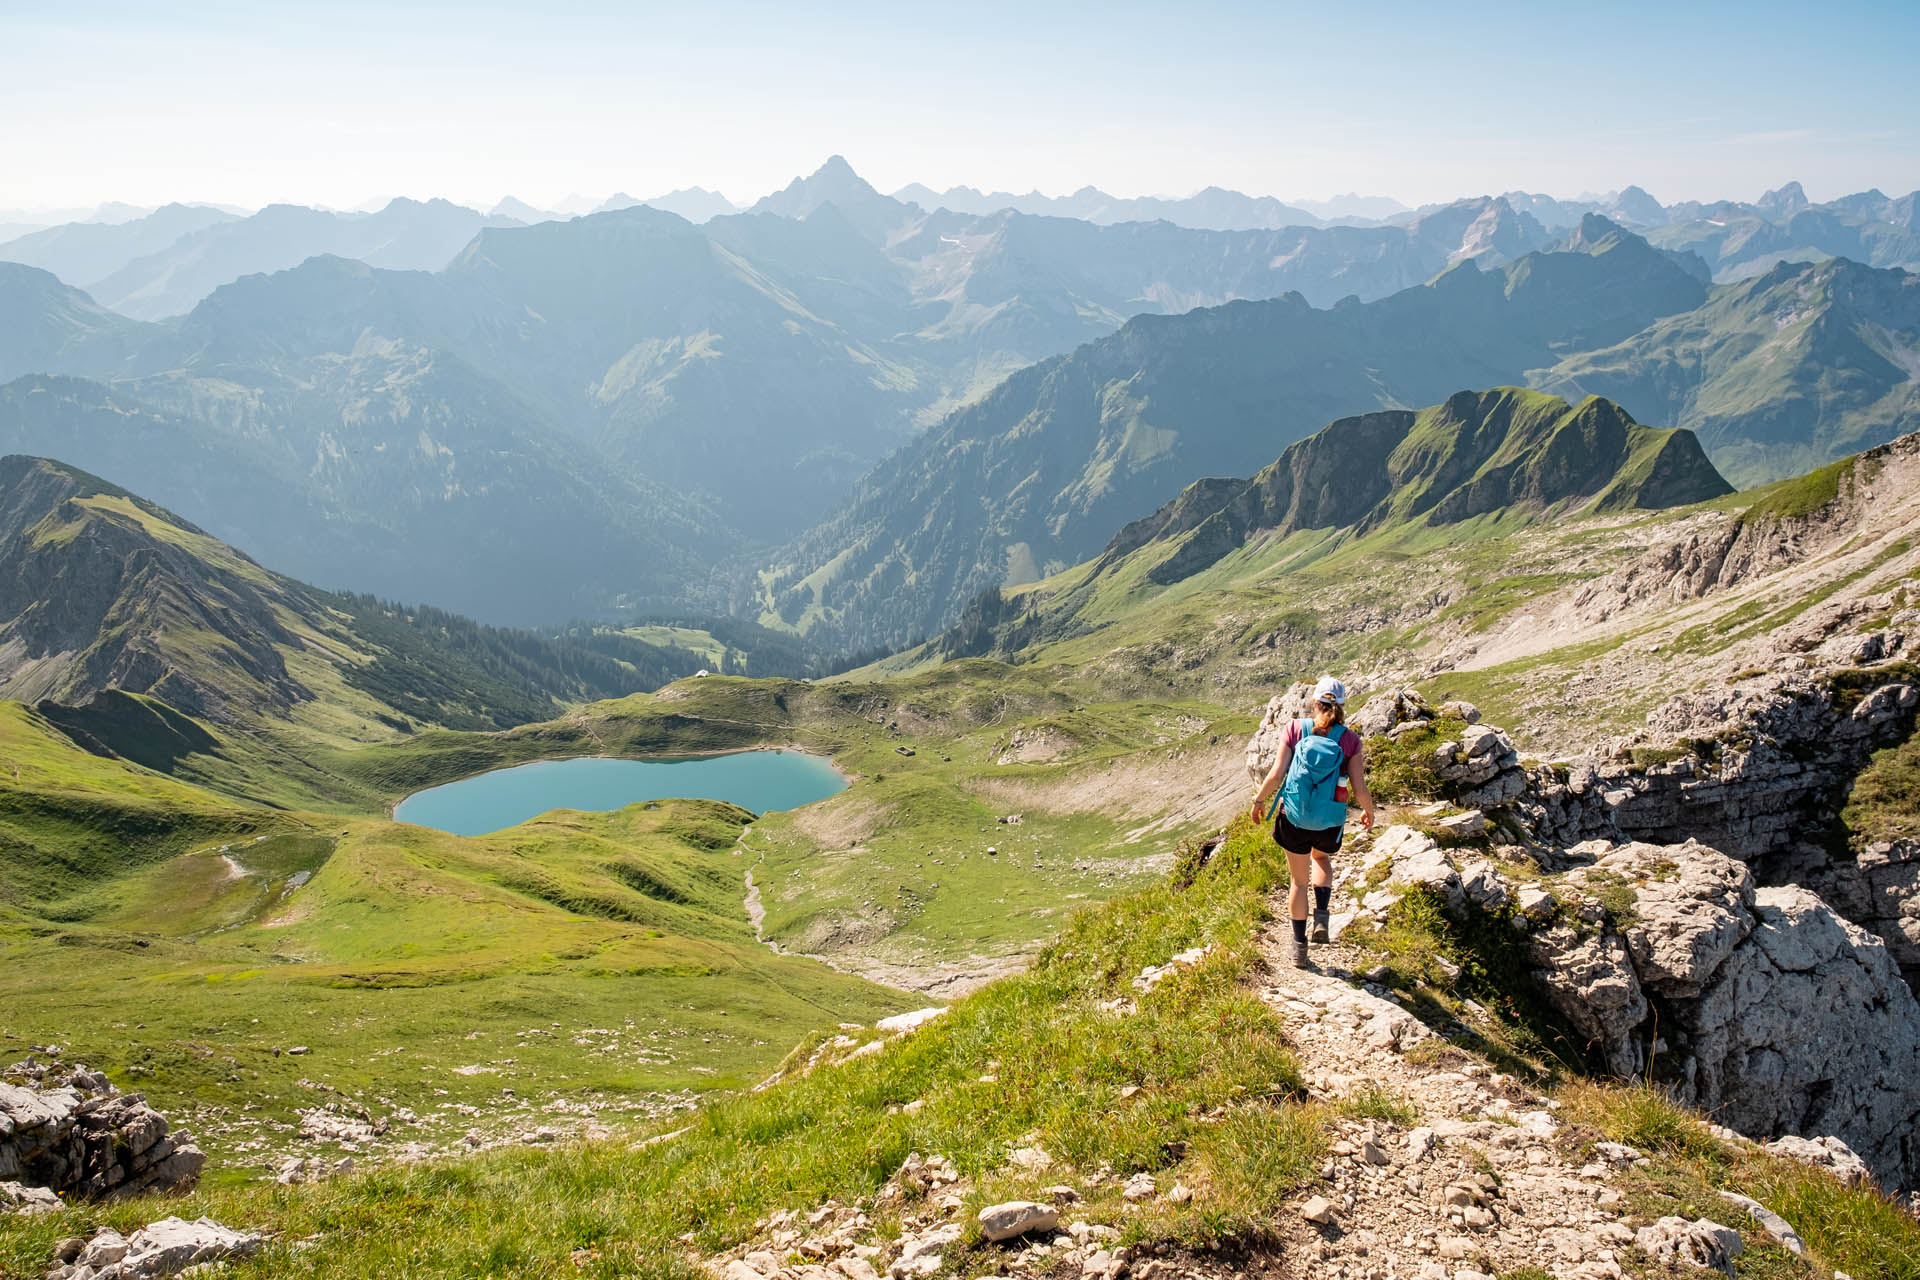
[969,739,1247,842]
[790,795,892,848]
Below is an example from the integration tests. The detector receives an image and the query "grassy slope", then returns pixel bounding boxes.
[0,700,289,908]
[859,430,1917,752]
[0,438,1912,1270]
[0,665,1247,1181]
[0,793,912,1183]
[1539,260,1920,488]
[0,821,1321,1279]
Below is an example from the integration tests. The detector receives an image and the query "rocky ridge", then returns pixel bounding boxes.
[1306,617,1920,991]
[1247,667,1920,1190]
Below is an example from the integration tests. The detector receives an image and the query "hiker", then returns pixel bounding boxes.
[1250,676,1376,968]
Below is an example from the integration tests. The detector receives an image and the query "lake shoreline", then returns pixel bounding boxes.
[387,746,851,836]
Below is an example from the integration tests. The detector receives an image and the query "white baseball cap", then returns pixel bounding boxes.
[1312,676,1348,706]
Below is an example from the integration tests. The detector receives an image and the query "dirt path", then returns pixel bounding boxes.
[1253,860,1639,1279]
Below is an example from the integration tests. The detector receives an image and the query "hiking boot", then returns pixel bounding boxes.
[1289,937,1311,969]
[1311,909,1330,944]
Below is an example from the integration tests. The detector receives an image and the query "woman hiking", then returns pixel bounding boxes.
[1250,676,1377,968]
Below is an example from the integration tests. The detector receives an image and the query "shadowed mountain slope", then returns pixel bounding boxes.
[0,265,153,384]
[0,362,732,627]
[83,198,520,321]
[0,203,239,293]
[0,454,709,743]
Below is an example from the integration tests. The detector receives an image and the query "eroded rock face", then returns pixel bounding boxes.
[1685,884,1919,1187]
[1601,844,1756,999]
[0,1064,203,1207]
[1511,662,1918,865]
[1359,828,1920,1189]
[1521,912,1648,1077]
[1357,664,1920,989]
[1804,839,1920,980]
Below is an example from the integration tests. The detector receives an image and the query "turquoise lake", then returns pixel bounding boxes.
[392,751,848,837]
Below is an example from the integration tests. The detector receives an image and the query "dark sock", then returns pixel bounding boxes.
[1292,918,1308,943]
[1314,886,1331,914]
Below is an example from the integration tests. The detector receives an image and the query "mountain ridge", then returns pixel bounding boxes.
[0,452,753,815]
[1092,388,1732,588]
[755,228,1716,650]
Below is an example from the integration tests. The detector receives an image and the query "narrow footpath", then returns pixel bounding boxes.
[1253,858,1639,1280]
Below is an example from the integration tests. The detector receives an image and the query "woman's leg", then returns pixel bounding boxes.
[1286,850,1312,923]
[1310,851,1333,889]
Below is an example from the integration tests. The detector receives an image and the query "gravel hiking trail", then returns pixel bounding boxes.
[1252,844,1642,1280]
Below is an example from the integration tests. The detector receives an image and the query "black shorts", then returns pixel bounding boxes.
[1274,811,1343,855]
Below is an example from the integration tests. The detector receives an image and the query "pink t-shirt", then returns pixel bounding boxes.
[1283,720,1360,763]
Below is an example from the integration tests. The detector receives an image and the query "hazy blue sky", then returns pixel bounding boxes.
[5,0,1917,211]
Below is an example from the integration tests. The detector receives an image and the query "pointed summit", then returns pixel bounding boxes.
[755,155,883,211]
[1563,212,1628,252]
[815,154,863,182]
[1757,181,1809,219]
[748,156,914,242]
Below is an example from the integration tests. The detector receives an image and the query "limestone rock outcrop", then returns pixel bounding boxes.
[0,1063,203,1209]
[1514,657,1917,860]
[1244,682,1317,782]
[1804,838,1920,981]
[1328,660,1920,988]
[1361,828,1920,1189]
[49,1216,261,1280]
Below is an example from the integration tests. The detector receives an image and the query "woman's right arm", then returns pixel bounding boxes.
[1251,741,1293,820]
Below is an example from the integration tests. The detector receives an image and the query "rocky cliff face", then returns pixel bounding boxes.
[1571,430,1915,630]
[1249,635,1920,1187]
[1342,618,1920,989]
[1362,826,1920,1189]
[1512,651,1920,986]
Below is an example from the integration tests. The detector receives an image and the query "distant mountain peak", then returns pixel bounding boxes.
[1757,180,1810,218]
[1609,185,1667,226]
[747,156,908,241]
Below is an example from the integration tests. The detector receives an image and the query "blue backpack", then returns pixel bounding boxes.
[1280,719,1350,831]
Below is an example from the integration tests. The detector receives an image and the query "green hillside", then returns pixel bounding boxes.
[0,416,1913,1280]
[1540,257,1920,486]
[1094,388,1728,587]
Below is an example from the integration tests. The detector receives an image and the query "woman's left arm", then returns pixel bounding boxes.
[1348,742,1378,830]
